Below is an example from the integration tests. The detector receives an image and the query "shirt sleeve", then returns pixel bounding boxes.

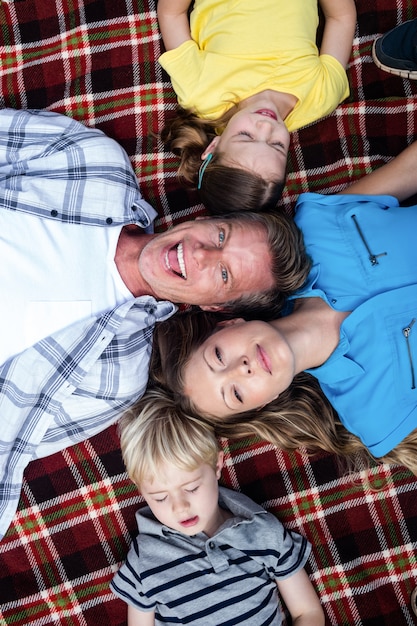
[285,54,349,132]
[159,40,207,112]
[111,537,156,611]
[0,108,156,227]
[0,298,176,541]
[256,512,311,580]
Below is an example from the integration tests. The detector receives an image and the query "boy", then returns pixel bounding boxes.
[110,390,325,625]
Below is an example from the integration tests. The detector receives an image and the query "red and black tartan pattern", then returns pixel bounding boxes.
[1,0,417,624]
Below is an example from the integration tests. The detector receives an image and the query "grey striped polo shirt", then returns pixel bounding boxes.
[111,486,311,624]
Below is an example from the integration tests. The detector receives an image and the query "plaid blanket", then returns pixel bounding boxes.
[1,0,417,624]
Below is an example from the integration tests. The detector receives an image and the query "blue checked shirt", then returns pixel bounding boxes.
[0,109,176,539]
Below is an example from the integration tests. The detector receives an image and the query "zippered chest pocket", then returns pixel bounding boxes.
[346,206,417,296]
[386,304,417,403]
[351,214,387,266]
[402,318,416,390]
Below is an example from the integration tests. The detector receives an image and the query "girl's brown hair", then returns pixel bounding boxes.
[161,107,285,214]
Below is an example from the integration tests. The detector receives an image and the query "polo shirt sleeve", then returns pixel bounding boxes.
[110,537,156,612]
[257,512,311,580]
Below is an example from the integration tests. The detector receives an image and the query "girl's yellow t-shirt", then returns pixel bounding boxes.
[159,0,349,132]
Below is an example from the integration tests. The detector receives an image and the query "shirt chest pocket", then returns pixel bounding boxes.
[345,206,417,295]
[398,316,417,392]
[385,303,417,405]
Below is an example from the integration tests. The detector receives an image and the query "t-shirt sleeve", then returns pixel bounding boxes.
[285,54,349,132]
[110,537,156,612]
[319,53,350,101]
[159,40,207,112]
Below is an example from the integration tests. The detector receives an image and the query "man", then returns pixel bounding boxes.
[0,108,307,539]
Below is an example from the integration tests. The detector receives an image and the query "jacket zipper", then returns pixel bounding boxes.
[403,318,416,390]
[351,214,387,266]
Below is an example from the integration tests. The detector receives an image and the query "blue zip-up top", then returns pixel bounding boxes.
[288,192,417,457]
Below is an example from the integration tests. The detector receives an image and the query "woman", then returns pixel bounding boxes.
[157,0,356,213]
[147,141,417,474]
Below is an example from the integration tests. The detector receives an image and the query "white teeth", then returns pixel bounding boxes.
[177,242,187,279]
[165,243,187,279]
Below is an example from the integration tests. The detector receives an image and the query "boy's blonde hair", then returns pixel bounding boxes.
[119,388,221,488]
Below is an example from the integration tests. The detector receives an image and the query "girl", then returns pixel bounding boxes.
[146,140,417,475]
[157,0,356,213]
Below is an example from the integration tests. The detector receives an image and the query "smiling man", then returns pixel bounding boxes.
[0,108,309,540]
[118,215,277,307]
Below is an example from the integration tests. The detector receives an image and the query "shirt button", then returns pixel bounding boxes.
[131,205,137,211]
[106,217,113,224]
[50,210,58,217]
[208,542,215,550]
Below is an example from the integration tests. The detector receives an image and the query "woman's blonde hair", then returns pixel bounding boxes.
[199,373,417,476]
[161,107,285,214]
[119,389,220,488]
[149,311,417,477]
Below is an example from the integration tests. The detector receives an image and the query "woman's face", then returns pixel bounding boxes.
[183,319,295,418]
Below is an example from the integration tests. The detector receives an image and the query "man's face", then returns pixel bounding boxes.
[138,218,274,306]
